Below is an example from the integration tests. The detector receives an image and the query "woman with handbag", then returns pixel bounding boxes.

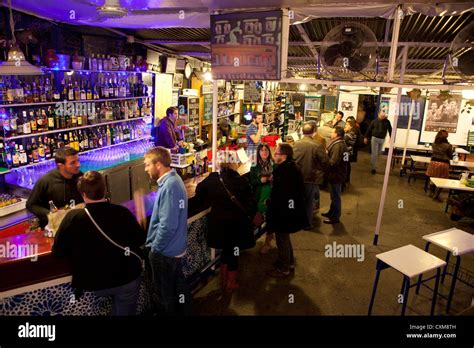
[189,150,257,292]
[249,143,276,254]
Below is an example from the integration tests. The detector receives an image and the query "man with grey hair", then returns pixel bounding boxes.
[293,122,329,229]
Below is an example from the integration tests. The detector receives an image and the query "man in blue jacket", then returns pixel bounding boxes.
[144,146,191,315]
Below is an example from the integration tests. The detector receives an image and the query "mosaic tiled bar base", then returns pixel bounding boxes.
[0,214,211,316]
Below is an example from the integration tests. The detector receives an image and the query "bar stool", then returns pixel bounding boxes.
[417,228,474,313]
[368,244,446,316]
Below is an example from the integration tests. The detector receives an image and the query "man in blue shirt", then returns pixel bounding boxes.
[144,147,191,315]
[246,112,263,163]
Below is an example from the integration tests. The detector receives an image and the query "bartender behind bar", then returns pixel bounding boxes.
[154,106,182,150]
[26,147,84,228]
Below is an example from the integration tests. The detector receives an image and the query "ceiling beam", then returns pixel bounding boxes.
[287,57,446,64]
[142,40,210,45]
[295,24,320,75]
[289,41,452,48]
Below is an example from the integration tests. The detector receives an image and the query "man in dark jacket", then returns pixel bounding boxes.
[364,110,392,174]
[53,171,146,315]
[294,122,329,228]
[322,127,348,224]
[267,143,307,278]
[26,147,83,228]
[154,106,181,149]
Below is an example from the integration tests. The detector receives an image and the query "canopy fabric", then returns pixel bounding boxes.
[8,0,474,29]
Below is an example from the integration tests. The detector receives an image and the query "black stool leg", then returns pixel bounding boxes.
[441,251,451,284]
[431,267,441,315]
[401,276,410,316]
[446,256,461,314]
[400,277,407,298]
[368,260,383,316]
[416,242,431,294]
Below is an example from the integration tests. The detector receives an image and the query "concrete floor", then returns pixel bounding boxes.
[193,150,474,316]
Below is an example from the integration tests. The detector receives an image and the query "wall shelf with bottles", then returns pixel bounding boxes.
[42,68,156,75]
[7,136,152,171]
[3,116,150,141]
[2,96,152,108]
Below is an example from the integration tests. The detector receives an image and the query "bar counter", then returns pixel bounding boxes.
[0,172,213,315]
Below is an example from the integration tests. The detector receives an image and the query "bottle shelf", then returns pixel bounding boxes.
[6,136,152,171]
[0,96,153,108]
[42,68,156,75]
[217,99,239,104]
[217,112,240,119]
[4,116,151,141]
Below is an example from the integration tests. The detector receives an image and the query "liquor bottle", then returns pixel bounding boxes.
[80,79,86,101]
[56,133,64,149]
[92,81,99,100]
[29,110,37,133]
[119,125,124,142]
[16,110,24,136]
[45,78,53,102]
[48,107,55,131]
[103,54,108,70]
[91,54,97,71]
[108,78,114,98]
[112,102,120,120]
[67,79,74,101]
[102,78,110,99]
[13,78,25,103]
[6,78,15,104]
[88,130,94,149]
[0,143,8,168]
[53,78,61,101]
[74,131,80,151]
[74,80,80,101]
[63,133,69,147]
[12,144,20,168]
[66,112,72,128]
[71,111,77,127]
[105,125,111,146]
[26,138,33,164]
[39,78,46,102]
[44,137,51,160]
[23,111,31,134]
[18,144,28,165]
[60,79,68,100]
[49,137,56,158]
[98,54,103,70]
[83,130,89,150]
[38,137,46,162]
[4,142,13,168]
[31,138,39,163]
[32,80,40,103]
[59,110,66,129]
[113,76,119,98]
[36,109,44,132]
[0,78,6,104]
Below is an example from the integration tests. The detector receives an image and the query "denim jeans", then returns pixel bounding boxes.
[303,183,318,226]
[370,137,385,170]
[328,183,342,221]
[148,250,192,315]
[94,276,140,316]
[275,232,294,272]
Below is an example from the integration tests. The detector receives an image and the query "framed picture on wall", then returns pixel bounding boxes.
[173,74,183,89]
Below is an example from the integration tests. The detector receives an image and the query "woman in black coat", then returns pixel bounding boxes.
[189,154,256,292]
[266,143,307,277]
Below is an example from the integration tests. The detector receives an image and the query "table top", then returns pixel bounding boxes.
[398,145,470,155]
[376,244,446,278]
[423,228,474,256]
[410,155,474,169]
[430,178,474,191]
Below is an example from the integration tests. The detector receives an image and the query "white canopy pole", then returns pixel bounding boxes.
[372,5,403,246]
[212,80,218,172]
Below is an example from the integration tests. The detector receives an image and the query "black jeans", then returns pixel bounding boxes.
[148,250,192,315]
[275,232,294,272]
[221,247,239,271]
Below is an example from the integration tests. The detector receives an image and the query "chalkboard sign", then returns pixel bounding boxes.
[203,94,213,125]
[211,10,287,80]
[188,97,200,127]
[244,81,261,103]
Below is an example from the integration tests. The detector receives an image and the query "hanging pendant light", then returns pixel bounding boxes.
[0,0,43,75]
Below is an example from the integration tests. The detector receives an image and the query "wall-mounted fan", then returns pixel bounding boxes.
[320,22,378,80]
[449,21,474,80]
[73,0,208,23]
